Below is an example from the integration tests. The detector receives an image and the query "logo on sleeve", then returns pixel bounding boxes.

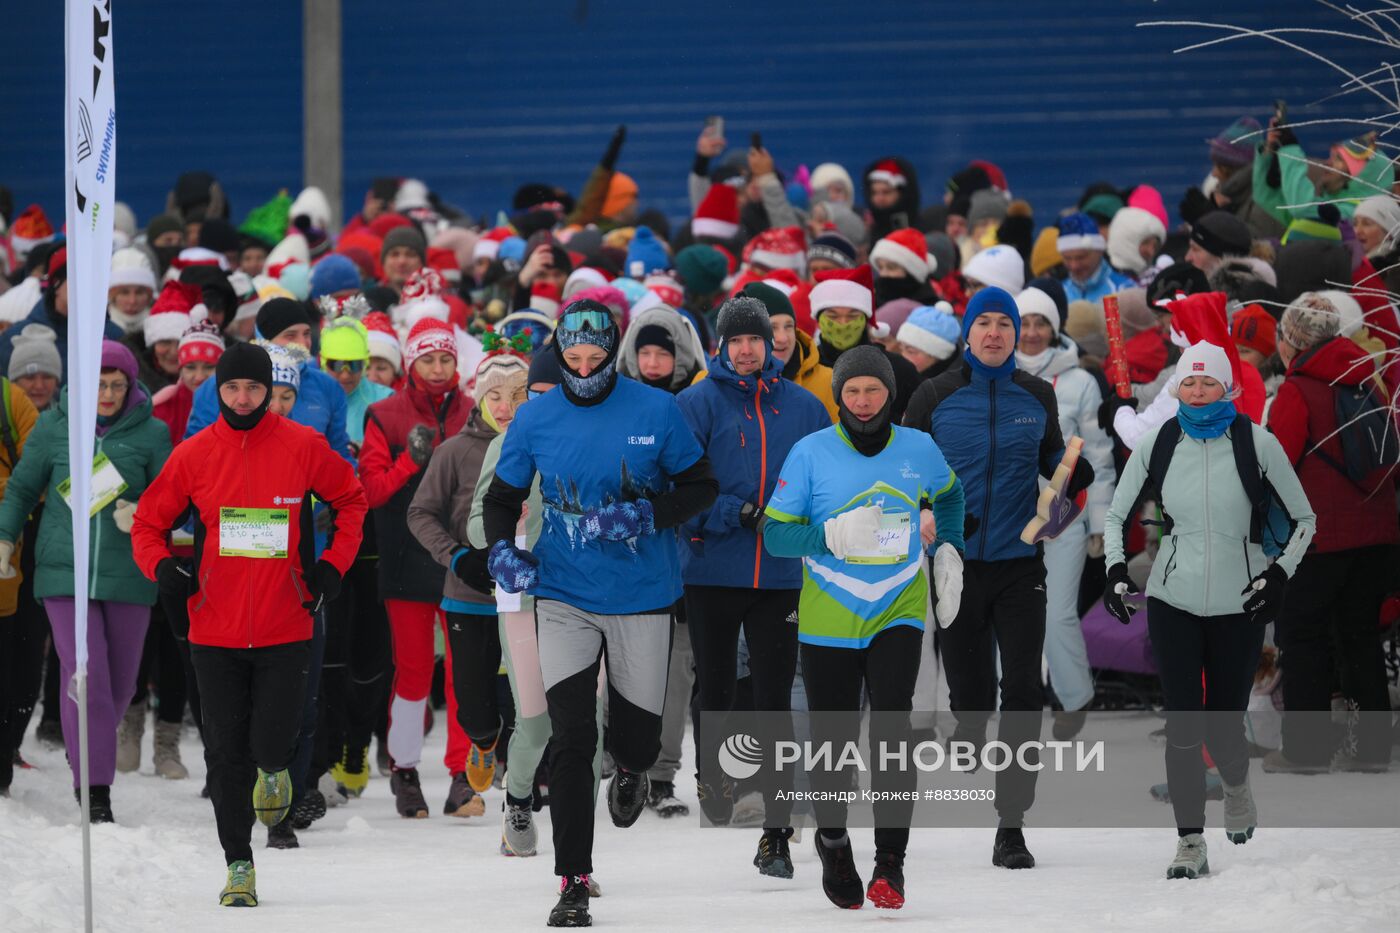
[272,495,304,506]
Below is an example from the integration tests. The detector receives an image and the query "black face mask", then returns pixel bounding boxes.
[153,245,182,276]
[640,372,674,392]
[218,389,271,431]
[838,397,893,457]
[874,274,921,306]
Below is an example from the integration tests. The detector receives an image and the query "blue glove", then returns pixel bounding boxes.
[487,539,540,594]
[579,499,655,542]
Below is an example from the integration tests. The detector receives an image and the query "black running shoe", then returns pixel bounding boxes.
[390,767,429,819]
[867,852,905,909]
[607,768,649,828]
[696,776,735,826]
[547,874,592,927]
[290,788,327,830]
[267,818,299,849]
[814,833,864,909]
[754,828,794,879]
[77,786,114,824]
[992,827,1035,869]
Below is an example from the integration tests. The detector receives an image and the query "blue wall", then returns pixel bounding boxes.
[0,1,1386,237]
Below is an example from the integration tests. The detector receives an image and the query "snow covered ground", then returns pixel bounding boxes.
[2,719,1397,933]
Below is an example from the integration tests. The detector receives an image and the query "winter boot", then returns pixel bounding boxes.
[815,832,864,909]
[115,703,145,773]
[547,874,592,927]
[607,768,648,828]
[443,771,485,817]
[1222,777,1257,844]
[391,767,429,819]
[152,720,188,780]
[1167,833,1209,879]
[252,768,292,827]
[992,827,1035,869]
[501,793,538,857]
[77,785,114,824]
[645,779,689,818]
[866,852,905,909]
[753,827,794,879]
[219,860,257,907]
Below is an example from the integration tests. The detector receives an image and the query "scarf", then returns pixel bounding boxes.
[1177,399,1236,439]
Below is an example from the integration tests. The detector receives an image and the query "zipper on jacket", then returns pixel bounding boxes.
[1242,538,1252,581]
[1162,535,1178,585]
[89,437,105,599]
[753,383,769,589]
[243,432,254,647]
[1201,438,1211,618]
[978,381,997,561]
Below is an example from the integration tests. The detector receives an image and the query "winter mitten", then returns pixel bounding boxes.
[1242,563,1287,624]
[1104,562,1138,625]
[452,547,493,594]
[302,559,343,613]
[1096,393,1138,434]
[822,504,883,560]
[113,499,138,533]
[487,539,540,594]
[156,557,192,598]
[406,424,435,467]
[0,540,14,579]
[579,499,655,542]
[932,543,964,629]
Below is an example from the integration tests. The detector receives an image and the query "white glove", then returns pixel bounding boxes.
[932,543,963,628]
[823,505,883,561]
[113,499,137,534]
[0,540,13,580]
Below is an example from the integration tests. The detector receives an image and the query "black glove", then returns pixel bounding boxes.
[453,548,493,594]
[406,424,435,467]
[156,557,192,599]
[1179,187,1212,225]
[1104,562,1139,625]
[738,502,763,531]
[1242,563,1287,624]
[1097,393,1138,434]
[601,125,627,171]
[1067,458,1095,497]
[302,559,342,614]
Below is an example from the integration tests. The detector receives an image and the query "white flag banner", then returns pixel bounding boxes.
[65,0,116,678]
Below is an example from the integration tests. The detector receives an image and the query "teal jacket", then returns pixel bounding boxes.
[1104,419,1315,618]
[0,387,171,603]
[345,376,394,447]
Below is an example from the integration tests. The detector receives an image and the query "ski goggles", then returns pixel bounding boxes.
[324,359,365,374]
[559,308,612,333]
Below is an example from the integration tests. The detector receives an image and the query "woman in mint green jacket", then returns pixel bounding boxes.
[1104,342,1314,882]
[0,340,170,820]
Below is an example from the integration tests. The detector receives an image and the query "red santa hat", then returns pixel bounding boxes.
[743,226,807,274]
[692,184,740,240]
[403,317,458,368]
[472,227,514,262]
[427,246,461,285]
[363,311,402,373]
[809,265,875,318]
[869,228,933,281]
[866,159,907,189]
[145,281,205,345]
[530,281,562,317]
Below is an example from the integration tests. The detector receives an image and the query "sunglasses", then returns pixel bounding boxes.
[325,359,365,374]
[559,309,612,333]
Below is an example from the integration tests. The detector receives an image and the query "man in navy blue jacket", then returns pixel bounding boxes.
[903,287,1093,871]
[676,295,830,878]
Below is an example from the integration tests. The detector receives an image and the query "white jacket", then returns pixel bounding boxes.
[1015,338,1117,533]
[1113,376,1179,451]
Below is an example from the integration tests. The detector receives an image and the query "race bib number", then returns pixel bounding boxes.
[57,453,128,518]
[219,507,290,558]
[846,511,911,566]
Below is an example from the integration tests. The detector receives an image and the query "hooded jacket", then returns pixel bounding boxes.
[1064,258,1134,305]
[0,385,170,603]
[783,328,838,421]
[1014,338,1117,533]
[675,352,831,589]
[406,408,500,610]
[131,412,366,647]
[617,305,708,393]
[1267,336,1400,553]
[862,156,921,243]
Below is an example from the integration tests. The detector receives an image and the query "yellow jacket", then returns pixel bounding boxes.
[0,378,39,616]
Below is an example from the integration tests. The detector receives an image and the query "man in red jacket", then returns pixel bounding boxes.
[132,342,367,907]
[1266,301,1398,775]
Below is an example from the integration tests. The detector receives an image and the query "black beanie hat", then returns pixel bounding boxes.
[1147,261,1210,308]
[256,297,312,340]
[1190,211,1252,259]
[740,282,794,321]
[634,324,676,357]
[198,217,241,255]
[832,344,896,398]
[527,344,563,387]
[716,295,774,344]
[216,341,273,389]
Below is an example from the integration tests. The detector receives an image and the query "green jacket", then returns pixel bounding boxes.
[468,431,542,612]
[0,386,171,604]
[1104,419,1315,618]
[1253,142,1395,225]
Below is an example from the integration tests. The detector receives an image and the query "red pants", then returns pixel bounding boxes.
[385,599,470,774]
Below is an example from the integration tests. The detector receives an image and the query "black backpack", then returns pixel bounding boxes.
[1143,414,1295,557]
[1308,380,1400,495]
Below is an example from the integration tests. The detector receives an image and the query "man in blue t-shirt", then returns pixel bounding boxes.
[476,299,717,929]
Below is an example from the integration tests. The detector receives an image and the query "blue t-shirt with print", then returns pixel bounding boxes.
[495,376,704,615]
